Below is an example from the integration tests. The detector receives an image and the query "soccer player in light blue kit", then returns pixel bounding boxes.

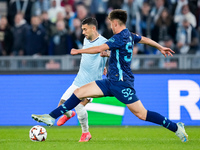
[56,17,108,142]
[32,9,188,142]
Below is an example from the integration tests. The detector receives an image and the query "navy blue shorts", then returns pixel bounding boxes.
[95,79,139,104]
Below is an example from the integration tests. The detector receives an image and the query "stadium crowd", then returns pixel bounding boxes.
[0,0,200,57]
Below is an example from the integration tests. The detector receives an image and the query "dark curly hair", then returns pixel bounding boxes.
[108,9,127,25]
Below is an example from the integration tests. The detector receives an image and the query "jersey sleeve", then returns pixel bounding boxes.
[132,33,142,44]
[105,34,121,49]
[101,37,108,45]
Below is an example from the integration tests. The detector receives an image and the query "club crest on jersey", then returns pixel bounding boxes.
[108,37,115,43]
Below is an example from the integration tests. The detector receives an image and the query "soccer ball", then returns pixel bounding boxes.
[29,125,47,142]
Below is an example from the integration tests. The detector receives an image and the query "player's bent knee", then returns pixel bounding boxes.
[73,88,81,98]
[73,88,78,94]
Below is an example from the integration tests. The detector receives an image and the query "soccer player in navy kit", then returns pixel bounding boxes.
[32,9,188,142]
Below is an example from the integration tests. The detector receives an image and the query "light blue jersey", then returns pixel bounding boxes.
[73,35,107,87]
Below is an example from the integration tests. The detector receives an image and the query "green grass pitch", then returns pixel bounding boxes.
[0,126,199,150]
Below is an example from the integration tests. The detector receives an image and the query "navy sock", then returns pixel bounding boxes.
[49,93,81,119]
[146,110,178,132]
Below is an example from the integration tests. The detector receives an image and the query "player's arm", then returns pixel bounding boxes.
[100,50,110,57]
[71,44,109,55]
[138,36,175,57]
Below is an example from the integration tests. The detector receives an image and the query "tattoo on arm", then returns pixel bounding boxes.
[60,99,66,105]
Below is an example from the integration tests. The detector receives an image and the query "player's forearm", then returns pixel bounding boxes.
[77,44,109,54]
[139,36,163,51]
[78,46,101,54]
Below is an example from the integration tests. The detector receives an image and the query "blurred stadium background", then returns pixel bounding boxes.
[0,0,200,127]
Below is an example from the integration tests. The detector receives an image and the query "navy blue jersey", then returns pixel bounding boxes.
[105,29,141,82]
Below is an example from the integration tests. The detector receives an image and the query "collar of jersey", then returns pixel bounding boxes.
[88,35,100,43]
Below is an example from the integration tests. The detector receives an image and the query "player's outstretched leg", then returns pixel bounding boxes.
[146,110,189,142]
[175,122,188,142]
[57,111,76,126]
[32,93,81,126]
[31,114,55,127]
[127,101,188,142]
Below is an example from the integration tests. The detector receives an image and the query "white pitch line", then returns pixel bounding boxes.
[85,103,125,116]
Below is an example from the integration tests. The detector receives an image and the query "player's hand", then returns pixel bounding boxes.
[71,48,79,55]
[160,47,175,57]
[100,50,110,57]
[103,67,107,75]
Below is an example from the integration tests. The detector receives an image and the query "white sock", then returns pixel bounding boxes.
[75,103,89,133]
[64,110,72,117]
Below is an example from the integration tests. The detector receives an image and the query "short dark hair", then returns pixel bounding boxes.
[81,17,98,29]
[108,9,127,25]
